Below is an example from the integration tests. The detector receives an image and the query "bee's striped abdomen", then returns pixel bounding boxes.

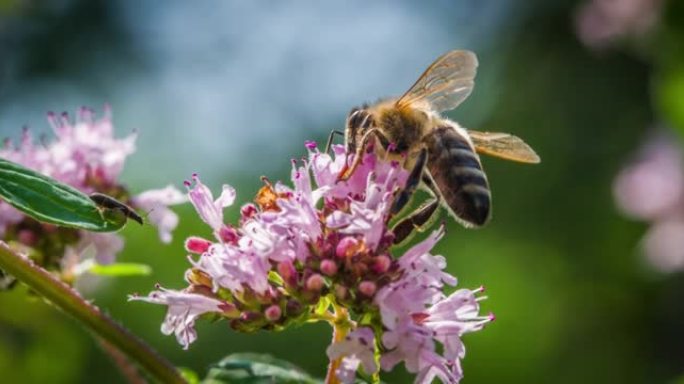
[423,125,491,226]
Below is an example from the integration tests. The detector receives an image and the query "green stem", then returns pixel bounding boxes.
[0,242,186,384]
[324,303,352,384]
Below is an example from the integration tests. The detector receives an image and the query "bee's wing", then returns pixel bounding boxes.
[468,131,541,164]
[396,50,478,113]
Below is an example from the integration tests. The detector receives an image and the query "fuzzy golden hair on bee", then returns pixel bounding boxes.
[338,50,539,238]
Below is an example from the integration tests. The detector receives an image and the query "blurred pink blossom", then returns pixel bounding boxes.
[132,143,491,383]
[575,0,664,49]
[0,106,186,270]
[613,133,684,273]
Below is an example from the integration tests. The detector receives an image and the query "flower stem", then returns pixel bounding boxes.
[324,304,351,384]
[0,242,186,384]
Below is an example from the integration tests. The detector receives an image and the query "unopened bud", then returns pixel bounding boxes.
[372,255,391,274]
[320,259,338,276]
[334,285,348,301]
[218,226,239,243]
[240,311,262,323]
[185,236,212,254]
[264,305,282,322]
[358,281,377,297]
[277,260,297,285]
[240,203,258,221]
[336,237,359,259]
[285,299,304,317]
[306,273,325,291]
[17,230,37,246]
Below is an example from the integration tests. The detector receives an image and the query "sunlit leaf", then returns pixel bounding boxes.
[88,262,152,277]
[0,158,126,232]
[656,66,684,137]
[203,353,321,384]
[179,367,200,384]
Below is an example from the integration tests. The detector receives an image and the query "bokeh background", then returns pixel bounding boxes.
[1,0,684,383]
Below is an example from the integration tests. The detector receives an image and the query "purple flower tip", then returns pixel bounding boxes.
[304,140,317,150]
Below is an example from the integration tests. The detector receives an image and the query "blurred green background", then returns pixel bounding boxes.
[2,0,684,383]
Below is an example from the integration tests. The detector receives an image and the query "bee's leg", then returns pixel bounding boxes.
[392,198,440,245]
[337,128,375,181]
[390,147,428,215]
[337,126,388,182]
[324,130,345,155]
[345,107,370,153]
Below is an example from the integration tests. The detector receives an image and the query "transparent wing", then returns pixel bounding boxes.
[468,131,541,164]
[396,50,478,113]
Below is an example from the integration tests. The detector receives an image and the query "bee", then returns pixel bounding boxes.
[333,50,540,241]
[89,192,144,225]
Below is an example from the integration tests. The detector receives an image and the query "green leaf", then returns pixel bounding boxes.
[0,158,126,232]
[203,353,321,384]
[314,295,331,316]
[656,67,684,137]
[88,262,152,277]
[179,367,200,384]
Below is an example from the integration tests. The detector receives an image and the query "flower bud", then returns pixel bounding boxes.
[218,225,239,244]
[358,281,377,297]
[285,299,304,317]
[185,236,212,254]
[277,260,297,286]
[306,273,325,292]
[371,255,391,274]
[334,284,348,301]
[240,203,258,221]
[336,237,359,259]
[320,259,338,276]
[17,230,38,246]
[264,305,282,322]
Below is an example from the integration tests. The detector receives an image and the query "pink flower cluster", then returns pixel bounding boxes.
[132,142,491,383]
[613,133,684,273]
[0,106,185,268]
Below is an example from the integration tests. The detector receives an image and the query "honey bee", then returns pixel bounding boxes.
[334,50,539,240]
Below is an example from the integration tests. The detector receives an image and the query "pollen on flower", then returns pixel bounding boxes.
[133,141,490,384]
